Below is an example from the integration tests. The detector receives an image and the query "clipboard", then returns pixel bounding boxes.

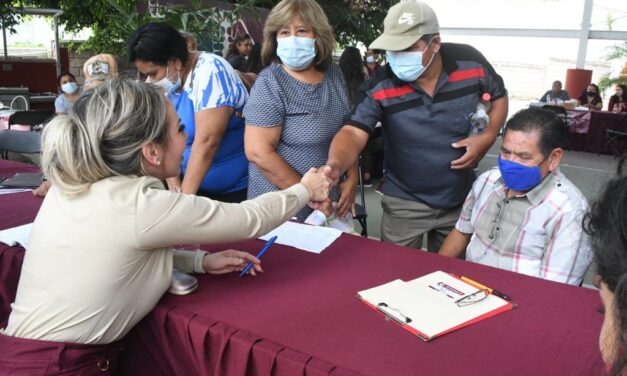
[357,271,516,341]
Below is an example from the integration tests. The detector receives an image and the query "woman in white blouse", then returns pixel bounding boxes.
[0,78,330,374]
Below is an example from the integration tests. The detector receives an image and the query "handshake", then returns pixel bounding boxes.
[299,164,343,213]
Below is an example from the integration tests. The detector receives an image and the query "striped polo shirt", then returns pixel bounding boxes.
[457,168,593,285]
[346,43,507,208]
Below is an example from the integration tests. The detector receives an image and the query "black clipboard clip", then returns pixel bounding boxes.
[377,302,413,325]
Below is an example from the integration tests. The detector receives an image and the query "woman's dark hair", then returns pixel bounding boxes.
[227,33,251,58]
[128,22,188,66]
[247,43,263,74]
[57,72,76,87]
[612,84,627,101]
[585,83,600,95]
[339,47,366,105]
[583,157,627,375]
[504,108,568,158]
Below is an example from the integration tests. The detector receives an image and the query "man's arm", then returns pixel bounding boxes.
[325,125,370,184]
[538,214,593,285]
[438,229,472,258]
[451,95,508,170]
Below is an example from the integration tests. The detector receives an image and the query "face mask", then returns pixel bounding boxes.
[366,56,376,64]
[61,82,78,94]
[153,66,181,94]
[498,156,544,191]
[387,41,434,82]
[276,36,316,71]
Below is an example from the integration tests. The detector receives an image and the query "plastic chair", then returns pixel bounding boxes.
[354,156,368,237]
[0,130,42,159]
[8,110,54,131]
[604,129,627,157]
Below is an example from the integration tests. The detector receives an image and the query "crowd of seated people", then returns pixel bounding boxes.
[3,1,625,373]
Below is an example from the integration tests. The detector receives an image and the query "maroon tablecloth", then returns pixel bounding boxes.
[567,110,627,154]
[0,160,606,375]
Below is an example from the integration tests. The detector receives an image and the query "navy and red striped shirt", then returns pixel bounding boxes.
[345,42,507,208]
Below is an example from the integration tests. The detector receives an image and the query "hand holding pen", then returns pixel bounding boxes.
[240,236,278,278]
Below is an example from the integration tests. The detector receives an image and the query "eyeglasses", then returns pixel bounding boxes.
[488,199,507,240]
[455,289,489,307]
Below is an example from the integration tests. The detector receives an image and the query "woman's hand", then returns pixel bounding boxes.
[202,249,263,276]
[166,177,182,193]
[32,180,52,197]
[301,167,331,202]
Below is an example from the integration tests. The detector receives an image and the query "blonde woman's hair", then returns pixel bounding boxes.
[261,0,335,71]
[83,54,119,90]
[42,78,168,195]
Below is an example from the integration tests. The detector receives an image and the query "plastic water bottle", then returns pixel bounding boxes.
[469,93,491,136]
[546,93,552,104]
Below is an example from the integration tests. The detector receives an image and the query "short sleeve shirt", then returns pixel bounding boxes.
[243,63,351,220]
[345,43,507,209]
[54,94,75,114]
[456,168,593,285]
[174,52,249,193]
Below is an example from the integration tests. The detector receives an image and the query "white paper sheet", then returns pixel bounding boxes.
[0,223,33,249]
[259,221,342,254]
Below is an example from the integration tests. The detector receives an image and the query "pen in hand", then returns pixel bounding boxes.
[240,236,278,278]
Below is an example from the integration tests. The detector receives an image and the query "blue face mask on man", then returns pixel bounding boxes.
[386,40,434,82]
[497,156,546,191]
[276,36,316,71]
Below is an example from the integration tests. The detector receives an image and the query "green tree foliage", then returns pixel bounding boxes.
[3,0,256,57]
[598,41,627,94]
[249,0,394,47]
[3,0,393,56]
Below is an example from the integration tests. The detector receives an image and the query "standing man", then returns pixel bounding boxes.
[325,1,508,251]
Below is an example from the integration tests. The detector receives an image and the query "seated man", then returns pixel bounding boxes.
[439,108,592,285]
[540,80,570,103]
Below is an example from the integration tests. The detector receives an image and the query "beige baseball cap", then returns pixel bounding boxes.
[370,1,440,51]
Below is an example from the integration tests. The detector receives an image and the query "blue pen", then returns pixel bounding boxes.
[239,235,278,277]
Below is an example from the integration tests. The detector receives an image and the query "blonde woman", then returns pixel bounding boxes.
[244,0,357,221]
[0,78,330,373]
[82,53,119,90]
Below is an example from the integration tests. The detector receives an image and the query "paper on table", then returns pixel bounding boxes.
[259,221,341,254]
[0,223,33,249]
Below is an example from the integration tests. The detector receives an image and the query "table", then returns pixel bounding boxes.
[567,110,627,154]
[0,160,606,375]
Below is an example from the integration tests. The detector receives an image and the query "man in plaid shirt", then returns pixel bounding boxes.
[439,108,592,285]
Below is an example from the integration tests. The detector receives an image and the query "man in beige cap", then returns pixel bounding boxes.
[325,0,508,251]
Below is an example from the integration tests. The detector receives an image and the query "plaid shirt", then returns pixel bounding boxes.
[456,168,592,285]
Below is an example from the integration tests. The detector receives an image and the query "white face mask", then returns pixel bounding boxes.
[61,82,78,94]
[366,56,376,64]
[387,40,434,82]
[152,66,181,94]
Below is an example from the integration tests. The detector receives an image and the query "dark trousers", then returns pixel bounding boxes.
[0,333,123,375]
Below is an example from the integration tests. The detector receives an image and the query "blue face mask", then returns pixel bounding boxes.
[61,82,78,94]
[498,156,545,191]
[387,41,434,82]
[276,36,316,71]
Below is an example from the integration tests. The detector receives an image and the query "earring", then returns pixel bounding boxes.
[156,160,161,166]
